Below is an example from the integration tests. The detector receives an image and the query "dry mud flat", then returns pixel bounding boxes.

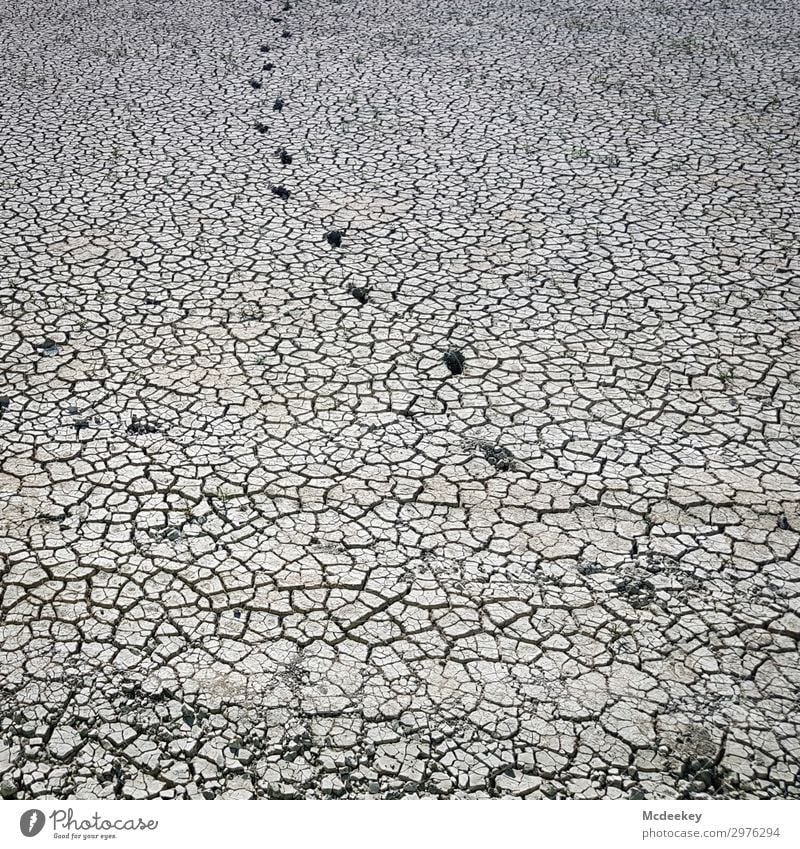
[1,0,799,800]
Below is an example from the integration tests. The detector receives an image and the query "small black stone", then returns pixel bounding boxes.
[249,78,262,89]
[615,576,655,608]
[0,397,9,411]
[34,337,57,351]
[0,778,18,799]
[778,514,792,531]
[278,147,293,164]
[480,443,514,471]
[351,286,369,305]
[281,30,291,38]
[325,230,343,247]
[259,44,270,53]
[253,120,269,134]
[273,97,284,111]
[443,349,465,375]
[263,62,274,71]
[272,185,290,200]
[127,416,160,435]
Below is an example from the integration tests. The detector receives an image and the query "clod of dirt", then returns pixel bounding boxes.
[443,349,465,375]
[463,438,515,471]
[33,338,60,356]
[350,286,369,305]
[272,185,290,200]
[273,97,284,111]
[127,416,160,436]
[278,147,293,164]
[480,443,514,471]
[263,62,275,71]
[615,576,656,608]
[253,121,269,134]
[259,45,270,54]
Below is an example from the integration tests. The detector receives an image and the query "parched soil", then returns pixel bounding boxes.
[1,0,799,799]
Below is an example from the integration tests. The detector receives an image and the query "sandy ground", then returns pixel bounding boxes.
[1,0,799,799]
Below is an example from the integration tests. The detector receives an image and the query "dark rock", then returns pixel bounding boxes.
[325,230,343,248]
[479,442,514,471]
[253,120,269,134]
[249,78,262,89]
[277,147,293,165]
[263,62,274,71]
[0,778,18,799]
[273,97,284,111]
[778,514,792,531]
[351,286,369,305]
[161,526,181,542]
[615,576,656,608]
[680,756,724,792]
[259,45,270,53]
[127,416,160,436]
[271,185,290,200]
[281,30,291,38]
[443,349,465,375]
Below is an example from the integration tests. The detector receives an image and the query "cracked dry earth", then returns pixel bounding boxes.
[1,0,799,801]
